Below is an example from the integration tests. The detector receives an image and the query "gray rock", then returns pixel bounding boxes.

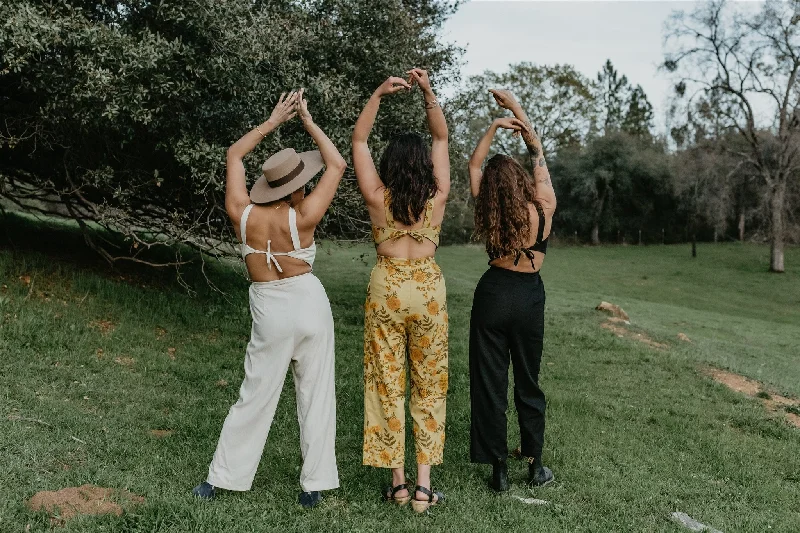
[670,512,723,533]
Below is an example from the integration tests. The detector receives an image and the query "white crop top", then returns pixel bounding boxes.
[240,204,316,272]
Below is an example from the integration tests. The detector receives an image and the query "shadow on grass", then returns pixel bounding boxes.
[0,209,244,297]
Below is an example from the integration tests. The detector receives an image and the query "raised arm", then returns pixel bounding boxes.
[225,91,299,224]
[468,117,525,198]
[294,89,347,227]
[490,89,556,209]
[352,77,411,205]
[409,68,450,196]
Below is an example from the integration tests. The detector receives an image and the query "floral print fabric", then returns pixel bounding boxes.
[371,189,441,247]
[363,256,449,468]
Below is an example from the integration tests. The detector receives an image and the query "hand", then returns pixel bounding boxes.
[268,91,299,126]
[493,117,526,132]
[376,76,411,97]
[295,88,313,126]
[407,68,432,94]
[489,89,521,112]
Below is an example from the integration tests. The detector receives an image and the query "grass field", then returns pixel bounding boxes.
[1,213,799,532]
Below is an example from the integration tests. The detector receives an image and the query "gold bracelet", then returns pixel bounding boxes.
[255,125,267,137]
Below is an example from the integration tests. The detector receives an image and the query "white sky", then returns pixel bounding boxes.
[440,0,766,135]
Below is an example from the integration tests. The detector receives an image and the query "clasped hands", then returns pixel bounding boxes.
[267,88,313,128]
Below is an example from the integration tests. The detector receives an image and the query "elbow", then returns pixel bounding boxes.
[224,199,239,220]
[329,156,347,175]
[226,146,243,162]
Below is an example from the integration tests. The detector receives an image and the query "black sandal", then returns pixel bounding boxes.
[411,485,445,513]
[382,483,411,505]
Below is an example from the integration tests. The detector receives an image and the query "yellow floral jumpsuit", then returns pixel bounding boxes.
[363,190,448,468]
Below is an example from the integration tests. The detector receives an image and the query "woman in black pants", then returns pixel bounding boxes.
[468,89,557,491]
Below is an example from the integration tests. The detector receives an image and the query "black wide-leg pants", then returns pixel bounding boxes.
[469,266,546,464]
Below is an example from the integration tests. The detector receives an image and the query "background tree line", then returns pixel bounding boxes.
[1,0,798,272]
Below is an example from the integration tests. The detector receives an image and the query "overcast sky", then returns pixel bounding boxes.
[440,0,765,135]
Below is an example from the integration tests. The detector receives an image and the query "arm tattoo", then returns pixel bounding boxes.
[520,120,541,158]
[536,157,552,186]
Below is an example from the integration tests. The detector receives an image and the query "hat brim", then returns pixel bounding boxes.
[249,150,325,204]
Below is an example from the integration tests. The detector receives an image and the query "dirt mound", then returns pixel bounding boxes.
[705,367,800,429]
[600,320,667,349]
[27,485,143,525]
[595,301,630,322]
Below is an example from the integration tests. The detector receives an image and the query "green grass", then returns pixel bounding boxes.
[1,214,799,532]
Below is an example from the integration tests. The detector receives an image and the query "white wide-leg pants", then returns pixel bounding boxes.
[207,273,339,492]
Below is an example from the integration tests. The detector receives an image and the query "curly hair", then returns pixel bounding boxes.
[473,154,537,257]
[379,133,438,226]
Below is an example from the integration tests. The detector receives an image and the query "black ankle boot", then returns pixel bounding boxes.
[298,490,322,509]
[192,481,216,500]
[528,460,554,487]
[490,459,510,492]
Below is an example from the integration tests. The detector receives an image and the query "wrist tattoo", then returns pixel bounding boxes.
[538,157,546,167]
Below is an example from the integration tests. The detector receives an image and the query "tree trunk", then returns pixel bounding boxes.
[738,210,745,241]
[769,181,786,273]
[591,189,606,246]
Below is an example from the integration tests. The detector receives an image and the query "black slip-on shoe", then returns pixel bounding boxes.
[490,459,510,492]
[299,490,322,509]
[192,481,216,500]
[528,464,554,487]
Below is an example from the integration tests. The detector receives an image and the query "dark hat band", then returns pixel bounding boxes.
[268,160,305,188]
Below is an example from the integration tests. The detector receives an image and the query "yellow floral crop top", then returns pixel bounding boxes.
[372,189,441,247]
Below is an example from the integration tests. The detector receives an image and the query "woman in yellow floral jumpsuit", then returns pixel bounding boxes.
[352,70,450,512]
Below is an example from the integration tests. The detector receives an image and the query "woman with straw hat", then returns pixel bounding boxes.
[193,89,347,509]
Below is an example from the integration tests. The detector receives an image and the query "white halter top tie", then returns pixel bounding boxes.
[240,203,316,272]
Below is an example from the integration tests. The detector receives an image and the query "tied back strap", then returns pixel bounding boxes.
[265,240,284,272]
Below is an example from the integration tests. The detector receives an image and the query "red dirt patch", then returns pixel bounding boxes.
[88,319,116,335]
[149,429,174,438]
[26,485,143,525]
[166,347,176,360]
[600,320,667,349]
[704,367,800,429]
[677,332,692,343]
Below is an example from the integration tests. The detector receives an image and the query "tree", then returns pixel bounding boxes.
[0,0,462,268]
[552,132,674,245]
[664,0,800,272]
[622,85,655,138]
[595,59,629,133]
[593,60,654,138]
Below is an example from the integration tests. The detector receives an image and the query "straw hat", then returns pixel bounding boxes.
[249,148,324,203]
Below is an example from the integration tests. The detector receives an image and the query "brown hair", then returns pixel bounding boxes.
[473,154,536,257]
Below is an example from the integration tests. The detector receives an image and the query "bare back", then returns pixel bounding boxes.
[234,203,315,282]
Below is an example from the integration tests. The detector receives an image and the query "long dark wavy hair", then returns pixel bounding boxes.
[379,133,438,226]
[474,154,537,257]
